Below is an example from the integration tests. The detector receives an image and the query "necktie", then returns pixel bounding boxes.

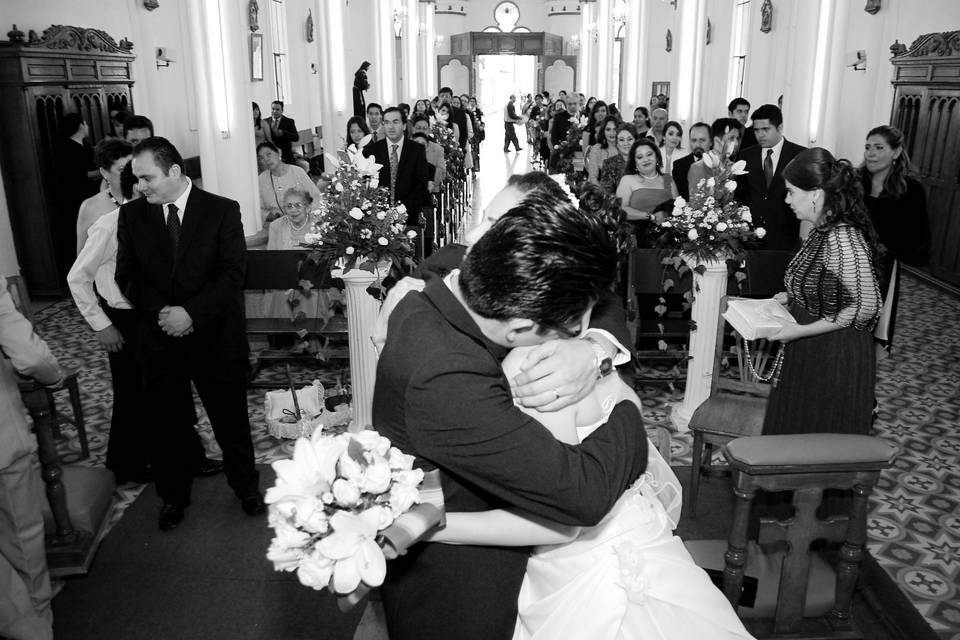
[389,144,399,202]
[763,148,774,188]
[167,203,181,255]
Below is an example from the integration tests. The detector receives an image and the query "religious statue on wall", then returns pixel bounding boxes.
[354,61,371,118]
[760,0,773,33]
[249,0,260,32]
[864,0,881,15]
[666,29,673,52]
[306,9,314,43]
[706,18,712,45]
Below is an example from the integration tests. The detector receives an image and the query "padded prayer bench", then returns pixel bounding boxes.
[686,434,895,639]
[245,250,348,386]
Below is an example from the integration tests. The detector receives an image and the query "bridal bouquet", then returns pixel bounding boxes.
[303,151,416,274]
[653,151,765,264]
[265,427,443,598]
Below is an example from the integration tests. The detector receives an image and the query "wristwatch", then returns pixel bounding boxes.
[584,336,614,379]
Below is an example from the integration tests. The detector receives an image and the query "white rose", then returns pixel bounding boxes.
[377,237,389,246]
[741,210,753,222]
[335,182,344,192]
[673,196,686,209]
[362,505,395,530]
[332,478,361,507]
[406,230,418,239]
[345,246,355,255]
[392,468,424,488]
[360,461,393,494]
[688,229,699,241]
[755,227,767,239]
[388,447,415,471]
[394,204,407,214]
[716,222,728,232]
[660,221,672,227]
[338,451,364,481]
[725,180,737,192]
[349,207,363,220]
[376,211,386,220]
[389,484,421,516]
[706,177,716,189]
[354,430,391,456]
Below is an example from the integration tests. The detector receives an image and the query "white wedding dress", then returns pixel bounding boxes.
[513,430,755,640]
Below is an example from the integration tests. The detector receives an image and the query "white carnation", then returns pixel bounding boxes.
[688,229,699,241]
[755,227,767,238]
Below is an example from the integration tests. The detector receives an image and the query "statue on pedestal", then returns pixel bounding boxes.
[354,61,371,118]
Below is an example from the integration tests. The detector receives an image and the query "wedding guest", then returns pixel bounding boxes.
[764,148,880,436]
[548,94,580,170]
[617,139,677,227]
[252,102,272,148]
[109,109,129,139]
[648,107,669,146]
[584,96,597,117]
[122,115,154,145]
[435,103,460,144]
[439,86,469,149]
[586,115,620,186]
[728,97,756,150]
[256,142,321,230]
[412,115,446,190]
[76,138,133,253]
[366,103,385,142]
[859,125,931,352]
[688,117,743,195]
[344,116,371,153]
[503,94,523,153]
[466,96,485,170]
[581,100,608,152]
[268,101,300,164]
[599,123,637,195]
[660,120,688,176]
[56,113,99,274]
[672,122,711,199]
[632,106,651,138]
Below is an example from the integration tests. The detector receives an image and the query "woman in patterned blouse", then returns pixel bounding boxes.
[763,147,881,435]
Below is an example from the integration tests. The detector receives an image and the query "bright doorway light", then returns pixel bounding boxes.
[476,54,536,114]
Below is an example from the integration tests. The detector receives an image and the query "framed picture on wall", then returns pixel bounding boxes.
[251,33,263,81]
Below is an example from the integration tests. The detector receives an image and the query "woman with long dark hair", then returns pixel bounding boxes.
[253,102,272,147]
[586,115,620,186]
[859,125,931,352]
[344,116,371,153]
[764,147,881,435]
[581,100,608,151]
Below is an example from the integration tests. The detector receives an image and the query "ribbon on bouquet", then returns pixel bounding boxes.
[337,469,446,612]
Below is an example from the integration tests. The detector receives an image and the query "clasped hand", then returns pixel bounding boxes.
[512,339,598,412]
[158,305,194,337]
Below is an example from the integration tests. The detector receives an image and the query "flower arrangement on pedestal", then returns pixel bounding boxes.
[430,122,465,181]
[653,153,764,264]
[552,114,590,193]
[265,427,443,602]
[301,150,417,277]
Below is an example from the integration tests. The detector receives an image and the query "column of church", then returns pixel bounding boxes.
[184,0,259,234]
[316,0,347,155]
[418,0,437,97]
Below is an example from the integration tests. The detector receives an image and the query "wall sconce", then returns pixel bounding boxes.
[155,47,175,69]
[660,0,678,8]
[310,63,318,74]
[434,34,445,48]
[567,33,580,53]
[612,7,627,30]
[392,5,407,38]
[587,22,599,43]
[847,49,867,71]
[418,22,427,36]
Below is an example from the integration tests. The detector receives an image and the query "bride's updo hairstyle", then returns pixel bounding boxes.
[782,147,874,237]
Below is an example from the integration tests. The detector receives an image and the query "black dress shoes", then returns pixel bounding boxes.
[240,493,266,516]
[196,458,225,477]
[158,503,186,531]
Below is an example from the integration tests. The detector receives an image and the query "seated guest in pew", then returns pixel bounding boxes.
[0,276,63,640]
[585,115,620,187]
[599,123,637,196]
[616,139,678,247]
[671,121,711,200]
[687,117,743,195]
[260,188,338,322]
[250,142,321,248]
[69,163,222,485]
[411,115,446,191]
[76,138,133,253]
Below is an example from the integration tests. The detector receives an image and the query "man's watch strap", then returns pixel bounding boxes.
[584,337,614,378]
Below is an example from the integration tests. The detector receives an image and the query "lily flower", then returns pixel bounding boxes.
[317,509,388,593]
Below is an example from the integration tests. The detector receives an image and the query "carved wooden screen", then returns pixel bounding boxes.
[890,32,960,287]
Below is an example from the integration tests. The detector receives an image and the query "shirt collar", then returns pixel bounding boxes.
[166,180,192,216]
[765,136,785,156]
[386,136,404,154]
[421,270,509,361]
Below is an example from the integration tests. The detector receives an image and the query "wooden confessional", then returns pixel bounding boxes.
[0,25,135,295]
[890,30,960,288]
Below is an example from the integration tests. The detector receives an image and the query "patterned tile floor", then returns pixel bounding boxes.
[33,272,958,638]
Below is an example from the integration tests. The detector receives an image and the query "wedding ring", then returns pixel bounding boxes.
[552,388,561,401]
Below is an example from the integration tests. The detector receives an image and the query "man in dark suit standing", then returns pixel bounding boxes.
[728,97,757,150]
[268,101,300,164]
[736,104,806,250]
[364,106,430,229]
[671,121,712,199]
[503,94,523,152]
[439,86,469,150]
[116,137,264,531]
[373,193,647,640]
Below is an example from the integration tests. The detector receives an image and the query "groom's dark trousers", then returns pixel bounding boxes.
[372,275,648,640]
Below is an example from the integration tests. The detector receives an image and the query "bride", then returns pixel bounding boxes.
[426,348,754,640]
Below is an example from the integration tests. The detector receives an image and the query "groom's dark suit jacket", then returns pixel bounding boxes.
[736,139,806,251]
[372,275,648,640]
[363,137,430,219]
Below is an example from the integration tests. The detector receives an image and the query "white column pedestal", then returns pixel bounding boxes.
[332,267,384,430]
[670,256,727,432]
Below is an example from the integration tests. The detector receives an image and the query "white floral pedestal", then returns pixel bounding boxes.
[331,263,388,430]
[670,256,728,432]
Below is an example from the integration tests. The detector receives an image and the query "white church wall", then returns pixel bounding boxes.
[697,0,735,125]
[636,0,678,115]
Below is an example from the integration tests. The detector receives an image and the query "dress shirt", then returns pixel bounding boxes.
[386,135,405,157]
[165,180,192,224]
[68,209,131,332]
[762,136,786,176]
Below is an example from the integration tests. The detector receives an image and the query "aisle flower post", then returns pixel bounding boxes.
[299,150,417,429]
[651,144,764,430]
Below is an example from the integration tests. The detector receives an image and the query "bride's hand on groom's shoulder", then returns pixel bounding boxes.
[512,339,597,412]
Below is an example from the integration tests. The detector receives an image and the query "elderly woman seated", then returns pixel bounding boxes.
[247,141,322,248]
[246,188,340,323]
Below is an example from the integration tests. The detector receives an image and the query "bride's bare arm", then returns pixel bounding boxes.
[426,510,581,546]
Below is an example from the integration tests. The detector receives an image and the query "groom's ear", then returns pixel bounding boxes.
[503,318,538,345]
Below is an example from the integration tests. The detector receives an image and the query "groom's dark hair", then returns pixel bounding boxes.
[460,193,616,336]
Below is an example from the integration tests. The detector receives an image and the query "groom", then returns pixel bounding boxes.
[372,193,648,640]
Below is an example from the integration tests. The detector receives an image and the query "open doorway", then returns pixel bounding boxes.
[476,54,537,115]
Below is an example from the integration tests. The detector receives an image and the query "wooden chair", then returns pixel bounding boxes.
[687,250,795,514]
[686,434,895,638]
[7,275,89,458]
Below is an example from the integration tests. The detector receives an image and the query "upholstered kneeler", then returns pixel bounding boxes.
[685,433,895,637]
[38,465,114,538]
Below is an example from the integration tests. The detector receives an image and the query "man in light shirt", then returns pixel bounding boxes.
[68,162,221,486]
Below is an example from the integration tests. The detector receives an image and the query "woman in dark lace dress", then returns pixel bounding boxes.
[763,148,881,435]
